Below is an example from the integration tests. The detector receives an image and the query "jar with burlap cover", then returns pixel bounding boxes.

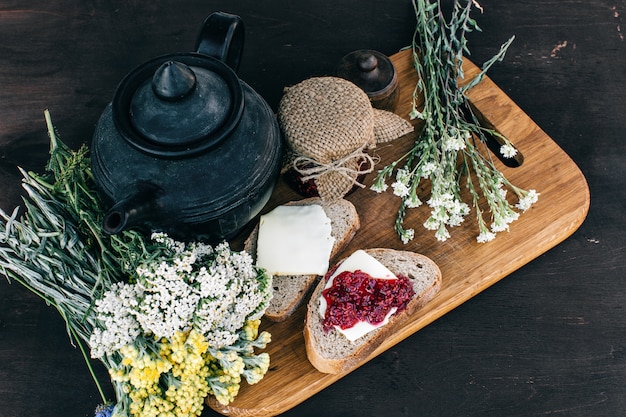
[278,76,413,200]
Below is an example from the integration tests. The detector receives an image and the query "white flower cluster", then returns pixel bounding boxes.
[134,256,202,339]
[516,189,540,211]
[475,177,539,243]
[89,282,143,358]
[89,234,271,358]
[500,143,518,159]
[193,246,268,348]
[442,128,470,152]
[423,191,470,242]
[371,115,540,244]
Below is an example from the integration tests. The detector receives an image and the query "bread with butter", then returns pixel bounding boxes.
[244,197,360,322]
[304,248,441,374]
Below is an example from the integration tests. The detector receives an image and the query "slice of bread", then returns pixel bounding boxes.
[244,197,360,322]
[304,248,442,374]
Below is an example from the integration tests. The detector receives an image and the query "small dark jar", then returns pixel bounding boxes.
[336,49,400,112]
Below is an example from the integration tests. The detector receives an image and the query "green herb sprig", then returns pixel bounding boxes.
[0,110,149,403]
[371,0,538,243]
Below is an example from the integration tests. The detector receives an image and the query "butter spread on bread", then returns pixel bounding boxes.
[244,198,360,322]
[256,204,335,276]
[305,248,441,374]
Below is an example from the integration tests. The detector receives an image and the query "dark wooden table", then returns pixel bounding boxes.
[1,1,624,416]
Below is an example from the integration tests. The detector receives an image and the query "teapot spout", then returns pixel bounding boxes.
[103,185,162,235]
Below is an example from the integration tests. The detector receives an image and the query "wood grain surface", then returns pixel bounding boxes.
[206,48,590,417]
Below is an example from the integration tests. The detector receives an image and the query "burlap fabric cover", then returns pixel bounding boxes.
[278,76,413,200]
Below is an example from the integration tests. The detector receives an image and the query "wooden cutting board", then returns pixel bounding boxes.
[207,48,590,417]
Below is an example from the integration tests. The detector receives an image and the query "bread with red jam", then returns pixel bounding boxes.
[244,197,360,322]
[304,248,441,374]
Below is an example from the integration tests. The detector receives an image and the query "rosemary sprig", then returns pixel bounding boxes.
[0,110,150,402]
[371,0,538,243]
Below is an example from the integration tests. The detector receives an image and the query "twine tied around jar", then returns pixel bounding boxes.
[291,146,379,185]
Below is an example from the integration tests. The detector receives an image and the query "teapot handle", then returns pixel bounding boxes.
[194,12,244,72]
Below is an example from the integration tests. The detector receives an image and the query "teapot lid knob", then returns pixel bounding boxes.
[152,61,197,100]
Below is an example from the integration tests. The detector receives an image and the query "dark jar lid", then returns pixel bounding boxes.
[112,53,244,159]
[335,49,399,111]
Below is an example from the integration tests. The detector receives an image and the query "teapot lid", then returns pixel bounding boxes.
[112,54,244,158]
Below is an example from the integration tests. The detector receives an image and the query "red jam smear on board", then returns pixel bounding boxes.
[322,269,415,333]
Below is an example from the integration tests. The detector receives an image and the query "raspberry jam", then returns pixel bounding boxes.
[322,270,414,333]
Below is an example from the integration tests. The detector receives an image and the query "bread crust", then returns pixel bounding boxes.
[304,248,442,374]
[244,197,360,322]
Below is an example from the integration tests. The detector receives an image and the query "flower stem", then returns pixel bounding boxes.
[70,325,107,404]
[370,0,538,243]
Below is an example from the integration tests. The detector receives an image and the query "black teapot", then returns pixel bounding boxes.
[91,12,283,242]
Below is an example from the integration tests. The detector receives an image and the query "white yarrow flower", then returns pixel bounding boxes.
[404,193,422,209]
[490,208,520,233]
[420,162,438,178]
[392,181,411,198]
[500,144,518,158]
[434,225,451,242]
[89,282,143,358]
[395,168,412,184]
[423,216,440,231]
[399,228,415,244]
[89,234,271,355]
[442,135,466,152]
[477,230,496,243]
[447,212,465,227]
[516,189,540,211]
